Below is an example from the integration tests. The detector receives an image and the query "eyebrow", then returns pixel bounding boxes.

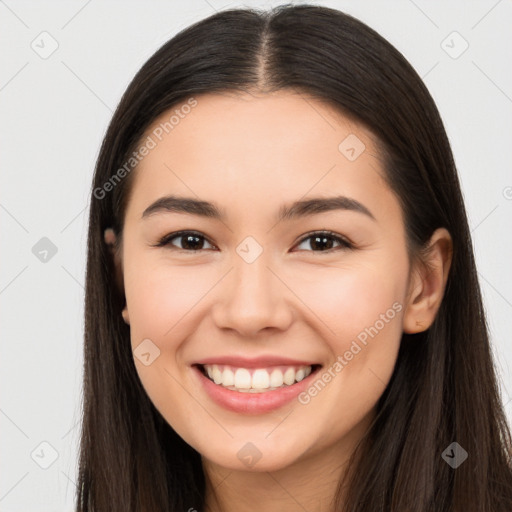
[141,194,376,222]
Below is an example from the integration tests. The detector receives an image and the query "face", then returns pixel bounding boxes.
[117,90,412,473]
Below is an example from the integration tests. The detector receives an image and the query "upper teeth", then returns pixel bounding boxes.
[203,364,312,392]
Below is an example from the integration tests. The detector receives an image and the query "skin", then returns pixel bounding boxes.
[106,90,452,512]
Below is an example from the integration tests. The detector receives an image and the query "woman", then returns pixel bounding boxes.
[77,4,512,511]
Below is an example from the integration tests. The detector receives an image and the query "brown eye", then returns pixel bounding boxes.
[156,231,215,252]
[294,231,353,253]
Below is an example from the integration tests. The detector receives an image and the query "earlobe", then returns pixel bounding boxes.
[122,306,130,325]
[104,226,126,301]
[104,228,130,325]
[104,227,117,248]
[402,228,453,334]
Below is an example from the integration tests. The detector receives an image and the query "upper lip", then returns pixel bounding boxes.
[193,355,321,368]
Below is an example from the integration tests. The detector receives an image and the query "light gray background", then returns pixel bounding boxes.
[1,0,511,509]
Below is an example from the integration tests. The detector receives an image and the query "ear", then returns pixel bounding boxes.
[403,228,453,334]
[104,228,130,325]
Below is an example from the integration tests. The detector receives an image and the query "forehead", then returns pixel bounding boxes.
[141,90,376,158]
[125,90,393,221]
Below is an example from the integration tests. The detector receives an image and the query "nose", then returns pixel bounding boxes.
[211,252,294,337]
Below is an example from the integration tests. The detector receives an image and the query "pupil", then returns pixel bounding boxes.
[311,235,333,251]
[183,235,202,250]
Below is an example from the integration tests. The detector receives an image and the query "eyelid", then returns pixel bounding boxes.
[154,229,354,253]
[293,230,354,251]
[154,230,216,250]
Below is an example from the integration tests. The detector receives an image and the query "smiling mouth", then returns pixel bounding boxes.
[195,363,322,393]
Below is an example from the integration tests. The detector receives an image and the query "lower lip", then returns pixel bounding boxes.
[191,365,320,415]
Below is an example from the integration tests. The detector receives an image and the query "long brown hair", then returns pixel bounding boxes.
[77,4,512,511]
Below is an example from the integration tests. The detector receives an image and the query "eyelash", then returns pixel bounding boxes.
[154,230,354,254]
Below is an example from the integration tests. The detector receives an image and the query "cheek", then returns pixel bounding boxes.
[291,258,407,410]
[124,261,213,345]
[291,265,406,443]
[295,261,406,346]
[123,262,210,419]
